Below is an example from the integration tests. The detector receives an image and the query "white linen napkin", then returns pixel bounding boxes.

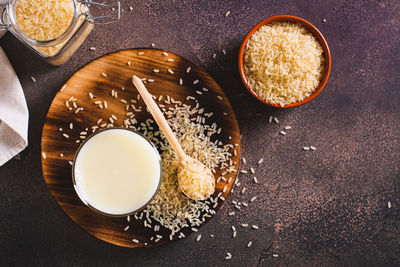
[0,47,29,166]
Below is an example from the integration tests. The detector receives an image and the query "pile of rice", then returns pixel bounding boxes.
[15,0,74,41]
[244,21,325,107]
[132,100,236,241]
[15,0,80,57]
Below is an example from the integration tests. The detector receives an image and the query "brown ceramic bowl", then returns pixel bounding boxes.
[238,15,331,108]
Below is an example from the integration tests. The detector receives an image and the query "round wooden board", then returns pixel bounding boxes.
[41,49,241,248]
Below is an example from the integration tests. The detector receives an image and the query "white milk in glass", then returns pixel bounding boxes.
[73,129,161,215]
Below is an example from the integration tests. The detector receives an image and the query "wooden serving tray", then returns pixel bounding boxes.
[41,49,241,247]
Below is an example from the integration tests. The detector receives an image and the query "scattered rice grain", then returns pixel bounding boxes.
[196,234,202,241]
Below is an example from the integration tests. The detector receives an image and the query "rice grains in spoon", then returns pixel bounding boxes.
[131,75,215,201]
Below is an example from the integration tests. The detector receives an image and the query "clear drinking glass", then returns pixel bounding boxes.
[71,127,163,217]
[0,0,121,66]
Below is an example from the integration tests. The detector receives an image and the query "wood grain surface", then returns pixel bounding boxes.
[40,49,241,248]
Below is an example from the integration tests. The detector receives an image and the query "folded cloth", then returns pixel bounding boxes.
[0,47,29,166]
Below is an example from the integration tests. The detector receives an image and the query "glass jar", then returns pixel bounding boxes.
[0,0,121,66]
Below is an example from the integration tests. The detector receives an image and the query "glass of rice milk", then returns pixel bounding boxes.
[72,128,162,217]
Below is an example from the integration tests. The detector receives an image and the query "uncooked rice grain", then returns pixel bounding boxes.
[132,100,235,240]
[244,22,324,107]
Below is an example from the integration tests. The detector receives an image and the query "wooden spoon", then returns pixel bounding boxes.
[132,75,215,201]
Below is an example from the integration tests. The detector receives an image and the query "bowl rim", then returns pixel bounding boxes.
[238,15,332,108]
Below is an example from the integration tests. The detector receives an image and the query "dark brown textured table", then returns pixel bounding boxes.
[1,0,399,266]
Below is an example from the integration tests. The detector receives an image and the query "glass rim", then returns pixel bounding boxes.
[71,127,163,218]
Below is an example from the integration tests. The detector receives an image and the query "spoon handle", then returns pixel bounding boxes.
[132,75,186,160]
